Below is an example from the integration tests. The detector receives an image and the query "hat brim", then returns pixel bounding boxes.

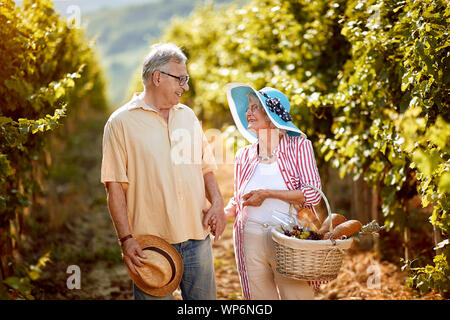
[127,235,183,297]
[226,82,305,143]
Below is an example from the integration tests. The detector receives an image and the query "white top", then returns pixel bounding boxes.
[243,161,291,225]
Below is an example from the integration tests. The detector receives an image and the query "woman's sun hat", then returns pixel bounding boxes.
[226,82,306,143]
[127,235,183,297]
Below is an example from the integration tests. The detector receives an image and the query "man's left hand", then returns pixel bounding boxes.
[202,203,226,241]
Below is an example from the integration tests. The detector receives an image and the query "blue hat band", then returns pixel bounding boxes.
[258,91,292,122]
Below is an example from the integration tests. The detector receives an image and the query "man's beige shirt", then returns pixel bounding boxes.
[101,93,217,244]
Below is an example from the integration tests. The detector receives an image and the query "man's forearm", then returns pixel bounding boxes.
[203,171,224,207]
[105,182,131,239]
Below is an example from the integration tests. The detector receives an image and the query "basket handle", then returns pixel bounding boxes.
[290,184,334,234]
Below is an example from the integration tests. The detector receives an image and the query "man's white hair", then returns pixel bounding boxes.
[142,43,187,86]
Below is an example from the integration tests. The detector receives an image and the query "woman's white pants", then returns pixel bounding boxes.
[243,221,315,300]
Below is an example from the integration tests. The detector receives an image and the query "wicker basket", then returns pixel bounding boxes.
[271,184,353,281]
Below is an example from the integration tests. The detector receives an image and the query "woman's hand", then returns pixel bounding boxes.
[224,201,237,219]
[242,189,269,207]
[202,202,227,241]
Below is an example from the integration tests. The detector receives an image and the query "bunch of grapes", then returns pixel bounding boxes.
[283,225,300,237]
[307,231,322,240]
[282,225,323,240]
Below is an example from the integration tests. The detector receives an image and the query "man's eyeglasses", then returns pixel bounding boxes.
[158,70,190,86]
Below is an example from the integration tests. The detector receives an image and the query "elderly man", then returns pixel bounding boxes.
[101,43,226,300]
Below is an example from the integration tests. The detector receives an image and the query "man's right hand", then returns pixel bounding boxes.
[121,238,147,276]
[106,182,146,275]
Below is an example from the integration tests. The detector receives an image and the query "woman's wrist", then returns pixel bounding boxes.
[262,189,272,200]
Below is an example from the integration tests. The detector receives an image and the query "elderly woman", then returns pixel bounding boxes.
[223,83,323,300]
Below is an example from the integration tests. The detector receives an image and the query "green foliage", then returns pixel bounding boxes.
[158,0,449,295]
[95,246,123,264]
[160,0,349,137]
[320,0,449,294]
[404,246,450,297]
[0,0,108,298]
[2,251,51,300]
[1,0,105,227]
[84,0,235,106]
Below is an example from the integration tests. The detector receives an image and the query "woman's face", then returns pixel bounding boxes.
[246,97,272,135]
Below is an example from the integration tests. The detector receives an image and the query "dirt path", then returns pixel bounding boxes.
[32,164,443,300]
[34,207,441,300]
[33,208,133,299]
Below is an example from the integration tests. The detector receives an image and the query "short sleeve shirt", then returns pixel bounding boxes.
[101,93,217,244]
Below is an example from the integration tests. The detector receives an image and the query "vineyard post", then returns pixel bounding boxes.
[371,187,380,257]
[0,228,13,280]
[404,226,410,261]
[433,225,443,255]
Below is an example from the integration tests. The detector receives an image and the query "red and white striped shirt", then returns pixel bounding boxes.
[230,135,325,299]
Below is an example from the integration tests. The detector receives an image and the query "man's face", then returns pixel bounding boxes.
[157,60,189,107]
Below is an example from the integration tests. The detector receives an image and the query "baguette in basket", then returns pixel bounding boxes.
[280,215,363,241]
[317,213,347,235]
[296,207,321,232]
[323,220,363,240]
[272,184,356,282]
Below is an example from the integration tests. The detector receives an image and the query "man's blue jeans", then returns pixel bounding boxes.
[133,235,217,300]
